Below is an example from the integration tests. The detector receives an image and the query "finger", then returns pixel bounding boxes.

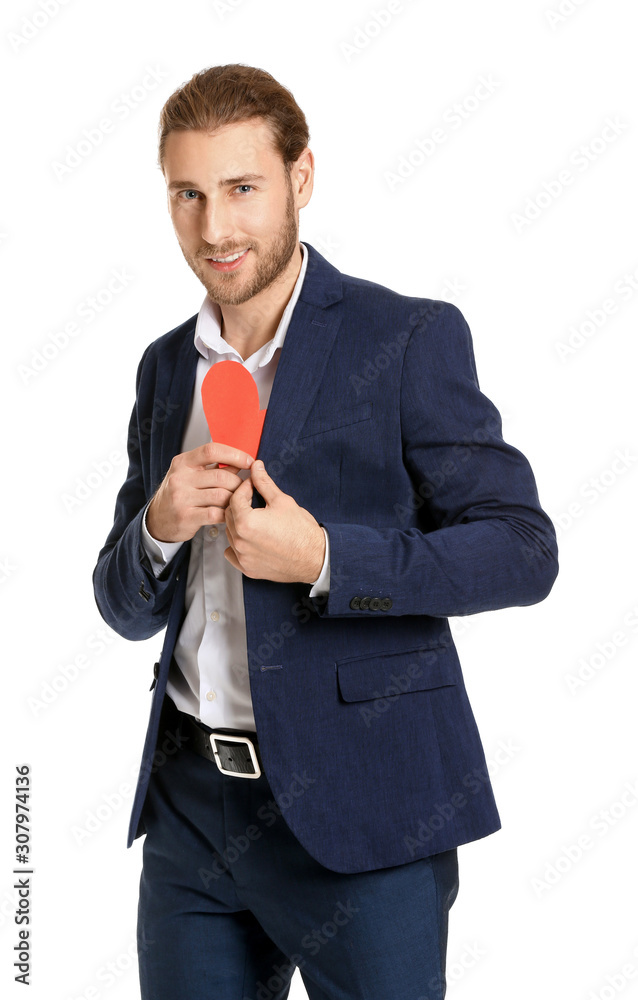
[205,505,227,524]
[250,460,281,504]
[228,475,254,513]
[189,487,237,509]
[192,468,243,491]
[187,442,254,470]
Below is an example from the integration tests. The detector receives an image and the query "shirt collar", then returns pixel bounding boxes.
[193,241,308,372]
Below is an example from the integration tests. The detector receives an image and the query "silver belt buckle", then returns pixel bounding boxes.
[209,731,261,779]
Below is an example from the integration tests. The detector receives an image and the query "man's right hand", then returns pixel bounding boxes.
[146,442,254,543]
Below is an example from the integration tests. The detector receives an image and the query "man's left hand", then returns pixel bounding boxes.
[224,460,325,584]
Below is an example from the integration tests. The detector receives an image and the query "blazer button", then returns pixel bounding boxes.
[359,597,371,609]
[349,596,361,610]
[369,597,381,611]
[380,598,393,611]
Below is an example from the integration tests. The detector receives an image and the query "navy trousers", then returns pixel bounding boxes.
[137,699,460,999]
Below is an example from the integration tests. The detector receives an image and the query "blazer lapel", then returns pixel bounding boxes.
[257,243,344,468]
[159,321,200,478]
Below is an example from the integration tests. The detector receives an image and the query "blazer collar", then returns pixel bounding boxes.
[257,244,343,470]
[298,241,343,308]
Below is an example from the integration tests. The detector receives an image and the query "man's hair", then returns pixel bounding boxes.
[157,63,310,172]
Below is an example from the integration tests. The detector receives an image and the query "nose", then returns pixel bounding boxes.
[200,196,235,248]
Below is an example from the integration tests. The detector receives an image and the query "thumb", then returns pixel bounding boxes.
[229,474,254,511]
[251,460,280,504]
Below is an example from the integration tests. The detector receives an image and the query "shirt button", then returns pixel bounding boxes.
[205,690,217,701]
[210,610,220,622]
[208,526,219,540]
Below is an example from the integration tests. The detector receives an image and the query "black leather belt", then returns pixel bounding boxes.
[169,700,263,778]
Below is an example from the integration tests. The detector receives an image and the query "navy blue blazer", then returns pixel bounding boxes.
[93,243,558,874]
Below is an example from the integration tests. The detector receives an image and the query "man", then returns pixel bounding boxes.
[94,63,558,999]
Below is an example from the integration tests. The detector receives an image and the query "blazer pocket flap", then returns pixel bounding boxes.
[336,645,458,703]
[298,401,373,439]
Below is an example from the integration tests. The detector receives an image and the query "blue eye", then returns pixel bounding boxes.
[236,185,253,194]
[182,190,199,199]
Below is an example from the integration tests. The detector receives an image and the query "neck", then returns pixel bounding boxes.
[219,244,303,361]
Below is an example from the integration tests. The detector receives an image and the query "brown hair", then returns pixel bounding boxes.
[157,63,310,172]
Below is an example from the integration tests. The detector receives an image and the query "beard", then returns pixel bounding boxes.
[180,178,299,307]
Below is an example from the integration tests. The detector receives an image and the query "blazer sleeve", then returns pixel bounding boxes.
[313,302,559,618]
[92,346,187,640]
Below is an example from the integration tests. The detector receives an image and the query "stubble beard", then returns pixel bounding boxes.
[181,181,299,307]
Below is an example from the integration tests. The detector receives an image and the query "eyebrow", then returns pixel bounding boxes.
[167,173,266,192]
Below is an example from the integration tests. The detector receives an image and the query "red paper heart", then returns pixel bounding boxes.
[201,360,266,464]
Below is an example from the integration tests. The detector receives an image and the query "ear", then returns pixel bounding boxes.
[291,148,314,210]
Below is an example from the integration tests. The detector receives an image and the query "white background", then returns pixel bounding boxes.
[2,0,637,997]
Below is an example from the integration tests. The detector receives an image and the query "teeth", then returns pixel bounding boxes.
[212,250,246,263]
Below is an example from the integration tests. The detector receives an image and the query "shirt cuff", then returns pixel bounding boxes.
[309,527,330,597]
[141,502,184,578]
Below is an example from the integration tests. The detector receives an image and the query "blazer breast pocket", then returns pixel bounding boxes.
[336,642,458,703]
[298,401,373,440]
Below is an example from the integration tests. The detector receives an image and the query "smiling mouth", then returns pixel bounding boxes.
[204,248,251,273]
[209,250,248,262]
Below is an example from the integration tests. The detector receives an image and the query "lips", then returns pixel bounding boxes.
[206,248,250,273]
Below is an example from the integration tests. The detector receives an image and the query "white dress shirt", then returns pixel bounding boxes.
[141,242,330,731]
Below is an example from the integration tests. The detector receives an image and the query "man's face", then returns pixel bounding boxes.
[163,119,309,306]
